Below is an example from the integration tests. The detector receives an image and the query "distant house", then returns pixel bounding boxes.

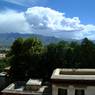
[51,69,95,95]
[1,79,48,95]
[4,66,11,75]
[0,53,6,59]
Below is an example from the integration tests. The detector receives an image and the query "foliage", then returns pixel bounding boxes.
[7,37,95,81]
[0,59,9,72]
[8,37,44,81]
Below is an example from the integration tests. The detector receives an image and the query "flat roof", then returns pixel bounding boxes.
[26,79,42,86]
[0,72,7,76]
[2,83,47,95]
[51,68,95,81]
[4,66,11,70]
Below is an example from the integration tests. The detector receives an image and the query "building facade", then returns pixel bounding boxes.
[51,69,95,95]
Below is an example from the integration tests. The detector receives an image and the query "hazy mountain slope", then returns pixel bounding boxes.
[0,33,61,47]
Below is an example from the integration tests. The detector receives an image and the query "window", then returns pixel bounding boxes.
[58,88,67,95]
[75,89,85,95]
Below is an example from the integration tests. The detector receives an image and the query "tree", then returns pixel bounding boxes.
[68,41,81,68]
[11,37,24,56]
[8,37,95,81]
[22,38,44,78]
[80,38,95,68]
[64,48,74,68]
[46,43,57,76]
[9,37,44,81]
[46,41,67,77]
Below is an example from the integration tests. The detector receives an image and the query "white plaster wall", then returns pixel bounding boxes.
[52,84,95,95]
[86,86,95,95]
[52,84,58,95]
[68,85,75,95]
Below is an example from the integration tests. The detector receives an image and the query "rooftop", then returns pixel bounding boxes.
[0,53,6,59]
[0,72,7,77]
[4,66,11,71]
[26,79,42,86]
[1,79,48,95]
[51,68,95,81]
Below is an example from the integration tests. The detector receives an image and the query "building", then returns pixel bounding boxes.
[0,53,6,59]
[51,68,95,95]
[4,66,11,75]
[1,79,48,95]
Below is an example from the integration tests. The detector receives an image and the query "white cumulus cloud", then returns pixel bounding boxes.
[25,7,84,32]
[0,10,30,33]
[0,6,95,39]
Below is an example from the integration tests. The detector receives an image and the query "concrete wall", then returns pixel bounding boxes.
[52,84,95,95]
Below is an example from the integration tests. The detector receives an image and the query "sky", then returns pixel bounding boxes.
[0,0,95,40]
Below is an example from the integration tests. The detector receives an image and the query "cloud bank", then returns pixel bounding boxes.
[0,7,95,39]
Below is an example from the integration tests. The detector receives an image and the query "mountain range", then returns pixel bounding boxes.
[0,33,94,48]
[0,33,61,47]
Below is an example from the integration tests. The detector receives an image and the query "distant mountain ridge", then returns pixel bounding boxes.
[0,33,94,48]
[0,33,61,47]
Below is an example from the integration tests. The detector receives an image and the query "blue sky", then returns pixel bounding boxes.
[0,0,95,39]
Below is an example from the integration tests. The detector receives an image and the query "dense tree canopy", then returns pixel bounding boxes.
[9,37,44,81]
[7,37,95,81]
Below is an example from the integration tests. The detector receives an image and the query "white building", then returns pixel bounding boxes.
[51,68,95,95]
[1,79,48,95]
[0,53,6,59]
